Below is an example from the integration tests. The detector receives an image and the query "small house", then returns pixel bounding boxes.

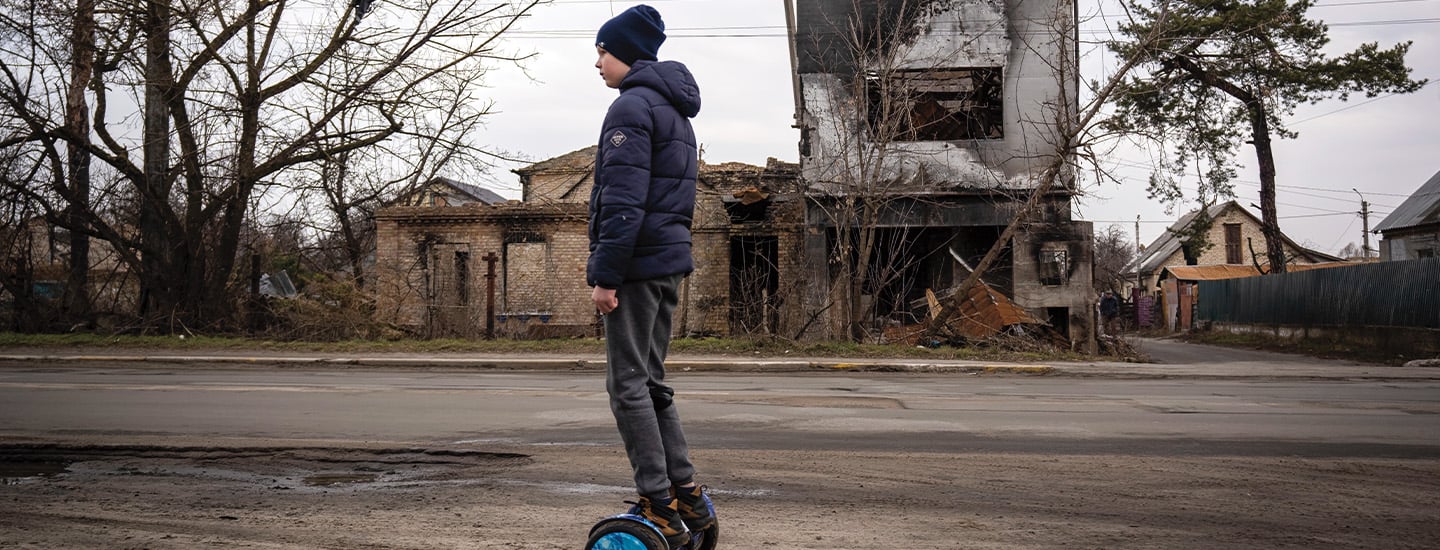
[1135,200,1342,295]
[1374,169,1440,261]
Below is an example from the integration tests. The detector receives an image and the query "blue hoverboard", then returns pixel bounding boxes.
[585,493,718,550]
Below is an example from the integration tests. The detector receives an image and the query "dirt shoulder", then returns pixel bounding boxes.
[3,438,1437,549]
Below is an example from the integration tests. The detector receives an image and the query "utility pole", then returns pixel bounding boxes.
[1134,214,1142,294]
[1353,189,1371,259]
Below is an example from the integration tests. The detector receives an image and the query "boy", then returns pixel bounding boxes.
[587,4,713,547]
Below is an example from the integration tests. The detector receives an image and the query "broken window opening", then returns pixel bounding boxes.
[1045,307,1071,340]
[422,242,476,339]
[826,227,955,328]
[454,251,470,305]
[725,186,773,224]
[866,67,1004,142]
[1182,241,1201,266]
[730,236,780,335]
[1038,247,1069,286]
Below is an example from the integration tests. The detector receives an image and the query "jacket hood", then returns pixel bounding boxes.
[621,60,701,118]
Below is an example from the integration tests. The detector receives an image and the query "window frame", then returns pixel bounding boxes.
[864,66,1005,143]
[1223,223,1243,265]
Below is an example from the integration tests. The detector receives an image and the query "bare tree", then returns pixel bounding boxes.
[0,0,543,331]
[0,149,46,330]
[1337,242,1363,261]
[286,47,508,291]
[63,0,95,322]
[1093,224,1135,294]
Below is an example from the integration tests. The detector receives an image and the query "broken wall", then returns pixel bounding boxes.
[688,160,806,338]
[373,203,594,338]
[1012,218,1096,352]
[374,158,806,341]
[515,146,597,204]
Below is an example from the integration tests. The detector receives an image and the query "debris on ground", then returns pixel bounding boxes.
[1097,333,1147,362]
[887,283,1062,350]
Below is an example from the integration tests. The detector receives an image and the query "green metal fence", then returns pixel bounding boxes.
[1197,258,1440,329]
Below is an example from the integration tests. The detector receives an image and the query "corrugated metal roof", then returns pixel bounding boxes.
[1374,168,1440,232]
[387,177,507,207]
[1161,264,1261,281]
[442,178,507,205]
[1161,261,1352,281]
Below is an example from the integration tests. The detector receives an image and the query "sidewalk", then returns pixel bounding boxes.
[1,346,1436,381]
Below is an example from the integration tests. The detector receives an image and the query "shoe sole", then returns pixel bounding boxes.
[683,516,715,532]
[664,530,691,548]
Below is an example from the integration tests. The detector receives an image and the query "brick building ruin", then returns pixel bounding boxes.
[372,150,805,340]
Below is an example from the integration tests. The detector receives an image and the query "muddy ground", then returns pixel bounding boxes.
[2,438,1437,549]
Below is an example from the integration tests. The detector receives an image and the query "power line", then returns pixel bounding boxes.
[1326,214,1360,251]
[1329,17,1440,26]
[1278,211,1359,219]
[1089,219,1179,224]
[1092,165,1407,223]
[1314,0,1438,6]
[503,13,1440,39]
[1291,80,1436,125]
[1273,201,1355,214]
[1100,156,1418,198]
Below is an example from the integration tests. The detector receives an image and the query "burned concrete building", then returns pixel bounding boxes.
[787,0,1096,348]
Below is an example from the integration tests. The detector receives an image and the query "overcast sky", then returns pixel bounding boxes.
[470,0,1439,256]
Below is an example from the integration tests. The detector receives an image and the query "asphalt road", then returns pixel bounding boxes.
[2,364,1437,456]
[1131,336,1345,365]
[2,352,1438,549]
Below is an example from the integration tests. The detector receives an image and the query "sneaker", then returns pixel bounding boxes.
[634,496,690,548]
[673,484,715,531]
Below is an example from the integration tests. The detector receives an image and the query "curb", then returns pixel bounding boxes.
[0,354,1057,375]
[0,354,1434,381]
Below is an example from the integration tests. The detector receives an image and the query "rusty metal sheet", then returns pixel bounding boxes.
[945,281,1047,340]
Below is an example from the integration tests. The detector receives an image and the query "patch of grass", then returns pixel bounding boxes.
[0,332,607,354]
[0,332,246,350]
[0,331,1097,362]
[1179,331,1409,366]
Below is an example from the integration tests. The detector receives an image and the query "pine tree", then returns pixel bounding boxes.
[1105,0,1425,272]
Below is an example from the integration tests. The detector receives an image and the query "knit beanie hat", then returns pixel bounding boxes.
[595,5,666,66]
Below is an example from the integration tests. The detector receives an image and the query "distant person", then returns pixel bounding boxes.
[585,5,713,548]
[1100,290,1120,335]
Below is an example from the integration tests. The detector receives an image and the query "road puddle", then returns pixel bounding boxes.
[303,473,378,486]
[1,461,69,484]
[0,444,531,491]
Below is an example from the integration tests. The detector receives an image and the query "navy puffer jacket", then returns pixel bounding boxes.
[587,59,702,289]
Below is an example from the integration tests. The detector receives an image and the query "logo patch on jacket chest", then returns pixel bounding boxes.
[610,131,627,147]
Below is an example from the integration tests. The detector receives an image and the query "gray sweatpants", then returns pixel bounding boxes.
[603,273,696,500]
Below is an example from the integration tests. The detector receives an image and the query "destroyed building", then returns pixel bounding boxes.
[372,0,1096,348]
[789,0,1096,348]
[371,149,803,339]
